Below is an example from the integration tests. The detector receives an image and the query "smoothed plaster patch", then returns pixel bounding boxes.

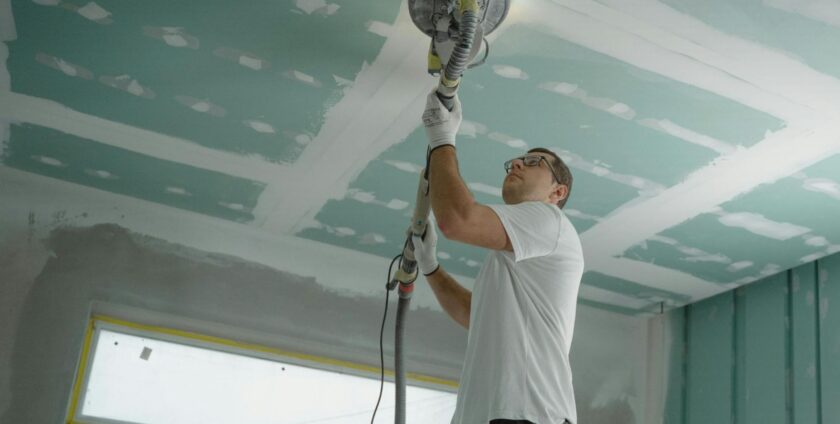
[174,95,226,118]
[539,81,636,120]
[492,64,528,80]
[100,75,156,99]
[142,27,200,49]
[35,53,93,80]
[383,159,422,174]
[213,47,271,71]
[77,2,111,22]
[295,0,339,15]
[803,177,840,200]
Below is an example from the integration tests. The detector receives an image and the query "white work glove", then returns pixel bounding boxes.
[422,89,462,152]
[411,223,440,276]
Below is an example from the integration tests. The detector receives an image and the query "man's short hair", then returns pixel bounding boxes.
[528,147,573,209]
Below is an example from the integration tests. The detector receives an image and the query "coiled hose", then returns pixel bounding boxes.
[436,7,479,110]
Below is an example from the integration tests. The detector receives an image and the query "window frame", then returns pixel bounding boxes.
[65,314,457,424]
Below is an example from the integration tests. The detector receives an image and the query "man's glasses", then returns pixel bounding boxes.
[503,155,562,184]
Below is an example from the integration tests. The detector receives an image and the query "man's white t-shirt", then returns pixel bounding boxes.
[450,201,584,424]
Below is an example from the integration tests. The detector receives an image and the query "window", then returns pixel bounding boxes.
[67,316,457,424]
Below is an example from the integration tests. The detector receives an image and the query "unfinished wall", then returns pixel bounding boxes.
[653,251,840,424]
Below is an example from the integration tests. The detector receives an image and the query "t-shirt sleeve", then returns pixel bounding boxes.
[488,202,562,262]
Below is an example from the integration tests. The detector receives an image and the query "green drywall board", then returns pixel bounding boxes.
[818,253,840,423]
[720,164,840,254]
[2,124,265,222]
[686,291,734,424]
[736,273,787,424]
[663,308,687,424]
[622,237,743,284]
[790,263,819,424]
[483,25,782,156]
[627,211,826,284]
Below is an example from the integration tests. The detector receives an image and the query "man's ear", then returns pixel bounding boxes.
[551,184,569,203]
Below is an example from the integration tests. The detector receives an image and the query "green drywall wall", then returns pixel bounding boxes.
[664,251,840,423]
[791,263,818,424]
[686,291,734,424]
[663,308,686,424]
[819,253,840,422]
[735,273,787,424]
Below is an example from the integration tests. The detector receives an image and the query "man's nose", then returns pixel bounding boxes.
[511,159,525,170]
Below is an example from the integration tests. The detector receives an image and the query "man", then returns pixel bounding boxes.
[412,90,584,424]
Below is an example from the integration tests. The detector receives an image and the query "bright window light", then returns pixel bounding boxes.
[72,323,456,424]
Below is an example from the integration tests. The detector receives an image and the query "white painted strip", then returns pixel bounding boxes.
[578,284,651,310]
[637,118,736,155]
[0,92,288,183]
[0,0,15,42]
[254,0,439,233]
[0,0,13,157]
[0,165,466,312]
[763,0,840,29]
[366,20,392,38]
[582,123,840,258]
[523,0,818,123]
[578,0,840,120]
[586,256,725,303]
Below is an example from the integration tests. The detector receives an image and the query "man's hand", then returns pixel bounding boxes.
[422,90,462,152]
[412,223,440,276]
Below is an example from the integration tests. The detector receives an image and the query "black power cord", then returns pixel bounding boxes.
[371,253,404,424]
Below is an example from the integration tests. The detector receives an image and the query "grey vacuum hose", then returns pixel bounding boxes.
[436,8,479,110]
[393,169,430,424]
[394,294,411,424]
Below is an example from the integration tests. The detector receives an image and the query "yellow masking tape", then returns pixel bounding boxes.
[66,318,95,423]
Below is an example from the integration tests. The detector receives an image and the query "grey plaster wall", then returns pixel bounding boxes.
[0,220,656,423]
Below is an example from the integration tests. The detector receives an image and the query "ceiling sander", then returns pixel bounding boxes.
[409,0,510,108]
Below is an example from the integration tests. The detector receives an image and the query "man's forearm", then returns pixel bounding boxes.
[425,267,471,329]
[429,146,475,232]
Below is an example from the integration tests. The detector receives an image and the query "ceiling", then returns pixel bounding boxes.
[3,0,840,315]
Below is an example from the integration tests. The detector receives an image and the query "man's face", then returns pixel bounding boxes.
[501,153,567,205]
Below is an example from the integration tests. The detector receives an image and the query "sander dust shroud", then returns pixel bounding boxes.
[376,1,510,424]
